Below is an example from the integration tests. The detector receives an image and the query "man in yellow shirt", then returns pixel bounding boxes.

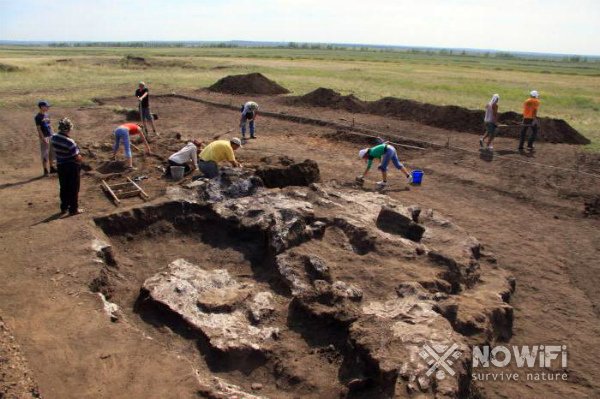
[198,138,242,177]
[519,90,541,151]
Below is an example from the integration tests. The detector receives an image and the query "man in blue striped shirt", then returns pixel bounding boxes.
[50,118,84,215]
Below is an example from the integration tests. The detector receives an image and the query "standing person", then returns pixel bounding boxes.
[240,101,259,140]
[34,100,57,176]
[198,138,243,178]
[112,123,151,170]
[518,90,541,151]
[480,94,500,151]
[50,118,84,215]
[356,142,411,188]
[135,82,157,134]
[166,139,204,177]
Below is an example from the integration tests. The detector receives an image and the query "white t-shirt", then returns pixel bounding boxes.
[169,142,198,169]
[242,101,259,116]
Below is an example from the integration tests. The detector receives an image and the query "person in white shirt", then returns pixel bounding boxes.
[240,101,259,139]
[480,94,499,151]
[167,140,203,177]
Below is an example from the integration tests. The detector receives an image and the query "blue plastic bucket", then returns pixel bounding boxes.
[411,170,424,185]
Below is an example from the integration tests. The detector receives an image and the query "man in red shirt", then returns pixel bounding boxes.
[112,123,151,170]
[519,90,541,151]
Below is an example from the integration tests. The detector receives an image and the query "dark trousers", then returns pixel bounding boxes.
[519,118,538,149]
[166,160,191,176]
[57,162,81,213]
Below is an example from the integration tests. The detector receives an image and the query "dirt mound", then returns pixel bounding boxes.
[255,158,320,188]
[208,73,290,95]
[96,160,128,174]
[293,88,366,113]
[113,108,157,122]
[291,88,589,144]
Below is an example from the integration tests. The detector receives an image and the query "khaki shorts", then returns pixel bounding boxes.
[40,138,55,162]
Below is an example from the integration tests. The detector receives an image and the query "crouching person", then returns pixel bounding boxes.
[166,139,204,177]
[357,142,410,188]
[197,138,242,178]
[50,118,84,215]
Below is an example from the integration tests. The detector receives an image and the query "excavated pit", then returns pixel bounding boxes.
[92,166,516,399]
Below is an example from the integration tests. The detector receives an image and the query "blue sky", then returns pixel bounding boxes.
[1,0,599,55]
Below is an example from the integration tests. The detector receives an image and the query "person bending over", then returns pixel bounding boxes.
[112,123,151,170]
[357,142,410,188]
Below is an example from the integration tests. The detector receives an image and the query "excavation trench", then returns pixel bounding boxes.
[93,200,387,398]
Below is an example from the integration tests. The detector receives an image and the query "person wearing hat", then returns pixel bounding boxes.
[480,94,500,151]
[166,139,204,177]
[198,138,242,178]
[240,101,259,139]
[135,82,157,134]
[519,90,541,151]
[50,118,84,215]
[34,100,57,176]
[357,142,411,188]
[112,123,151,170]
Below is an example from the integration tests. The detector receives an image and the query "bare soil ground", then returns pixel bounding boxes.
[0,91,599,398]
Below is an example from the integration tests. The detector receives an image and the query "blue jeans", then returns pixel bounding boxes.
[378,146,403,172]
[241,115,255,137]
[113,127,132,158]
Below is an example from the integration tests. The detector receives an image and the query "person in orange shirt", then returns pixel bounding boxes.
[519,90,541,151]
[112,123,151,170]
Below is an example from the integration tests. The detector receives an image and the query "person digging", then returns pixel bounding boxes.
[166,139,204,177]
[356,143,411,188]
[135,81,157,135]
[197,138,243,179]
[240,101,259,140]
[111,123,151,170]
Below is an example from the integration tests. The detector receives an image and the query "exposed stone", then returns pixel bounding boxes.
[142,259,278,354]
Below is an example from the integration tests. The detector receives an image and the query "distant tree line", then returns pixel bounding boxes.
[45,41,594,62]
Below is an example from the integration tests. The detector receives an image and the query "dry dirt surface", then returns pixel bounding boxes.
[0,89,599,399]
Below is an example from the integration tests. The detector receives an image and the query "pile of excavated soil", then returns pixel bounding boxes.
[292,88,366,113]
[208,73,290,95]
[292,88,590,145]
[255,158,320,188]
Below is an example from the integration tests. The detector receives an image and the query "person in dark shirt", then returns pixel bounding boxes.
[51,118,84,216]
[135,82,157,134]
[34,100,57,176]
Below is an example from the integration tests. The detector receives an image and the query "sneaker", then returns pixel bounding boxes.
[68,208,85,216]
[376,180,387,187]
[250,136,257,139]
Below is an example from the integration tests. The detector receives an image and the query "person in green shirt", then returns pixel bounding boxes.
[357,143,411,187]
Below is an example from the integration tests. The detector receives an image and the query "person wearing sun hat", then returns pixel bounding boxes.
[50,117,84,215]
[356,142,411,188]
[519,90,541,151]
[480,93,500,151]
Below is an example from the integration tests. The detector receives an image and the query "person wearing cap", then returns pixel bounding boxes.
[50,118,84,215]
[34,100,57,176]
[198,138,242,178]
[480,94,500,151]
[166,139,204,177]
[112,122,151,170]
[240,101,259,139]
[357,142,411,188]
[519,90,541,151]
[135,82,157,134]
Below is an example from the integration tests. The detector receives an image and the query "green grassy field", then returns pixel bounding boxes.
[1,46,599,149]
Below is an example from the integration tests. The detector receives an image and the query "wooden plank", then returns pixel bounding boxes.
[126,177,149,199]
[101,180,120,205]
